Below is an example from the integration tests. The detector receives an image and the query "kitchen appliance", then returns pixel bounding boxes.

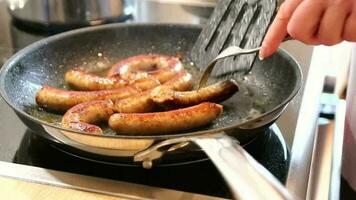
[7,0,133,31]
[135,0,216,24]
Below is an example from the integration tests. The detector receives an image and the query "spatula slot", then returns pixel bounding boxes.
[191,0,277,74]
[204,0,240,52]
[219,3,248,54]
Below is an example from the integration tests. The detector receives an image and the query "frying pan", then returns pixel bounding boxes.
[0,23,301,199]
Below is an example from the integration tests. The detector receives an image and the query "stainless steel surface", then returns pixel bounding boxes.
[193,133,292,200]
[7,0,132,26]
[283,44,349,200]
[330,100,346,200]
[142,0,217,7]
[198,46,261,88]
[0,161,225,200]
[134,132,225,168]
[135,126,293,200]
[285,46,326,199]
[135,0,216,24]
[306,97,346,200]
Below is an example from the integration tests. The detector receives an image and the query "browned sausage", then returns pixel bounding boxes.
[36,85,139,112]
[107,54,183,83]
[108,102,223,135]
[61,72,193,133]
[151,79,239,108]
[113,71,193,113]
[65,69,160,91]
[62,100,114,134]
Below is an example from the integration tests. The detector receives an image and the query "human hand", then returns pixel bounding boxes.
[259,0,356,59]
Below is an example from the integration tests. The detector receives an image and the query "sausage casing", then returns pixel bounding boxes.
[109,102,223,135]
[107,54,183,83]
[151,79,238,108]
[65,69,160,91]
[36,85,139,112]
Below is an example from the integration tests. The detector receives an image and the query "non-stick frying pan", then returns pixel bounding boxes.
[0,23,301,199]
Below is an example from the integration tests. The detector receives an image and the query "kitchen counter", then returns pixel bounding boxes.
[0,161,223,200]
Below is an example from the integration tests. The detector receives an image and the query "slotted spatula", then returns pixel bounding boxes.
[191,0,278,79]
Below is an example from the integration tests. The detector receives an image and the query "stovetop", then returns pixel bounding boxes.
[0,1,293,198]
[12,127,289,198]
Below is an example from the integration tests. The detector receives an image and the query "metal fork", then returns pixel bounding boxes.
[197,45,261,89]
[197,35,293,89]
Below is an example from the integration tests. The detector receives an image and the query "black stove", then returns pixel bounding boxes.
[0,2,290,198]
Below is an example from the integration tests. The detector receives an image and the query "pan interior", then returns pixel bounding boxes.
[0,24,301,137]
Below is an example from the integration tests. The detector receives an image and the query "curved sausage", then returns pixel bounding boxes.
[36,85,139,112]
[113,71,193,113]
[108,102,223,135]
[65,69,160,91]
[107,54,183,83]
[151,79,239,108]
[62,100,114,134]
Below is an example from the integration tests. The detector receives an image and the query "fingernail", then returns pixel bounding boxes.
[259,48,265,60]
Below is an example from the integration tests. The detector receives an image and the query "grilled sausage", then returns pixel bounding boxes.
[108,102,223,135]
[65,69,160,91]
[151,79,239,108]
[113,71,193,113]
[36,85,139,112]
[107,54,183,83]
[62,100,114,134]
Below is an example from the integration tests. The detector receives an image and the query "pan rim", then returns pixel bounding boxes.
[0,22,303,140]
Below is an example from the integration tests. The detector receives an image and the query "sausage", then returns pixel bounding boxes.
[61,72,193,133]
[107,54,183,83]
[36,85,139,112]
[113,71,193,113]
[65,69,160,91]
[62,100,114,134]
[108,102,223,135]
[151,79,239,108]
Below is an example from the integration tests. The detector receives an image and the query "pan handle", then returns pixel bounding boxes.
[192,134,294,200]
[134,133,294,199]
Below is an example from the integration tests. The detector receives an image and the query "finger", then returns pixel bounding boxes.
[343,10,356,42]
[317,2,351,45]
[287,0,324,45]
[259,0,303,59]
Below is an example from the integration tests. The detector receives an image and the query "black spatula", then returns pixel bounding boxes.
[191,0,278,77]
